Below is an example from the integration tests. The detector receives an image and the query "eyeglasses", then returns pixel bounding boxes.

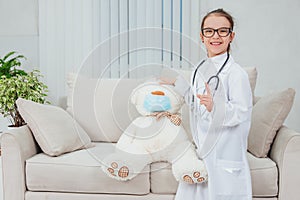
[201,27,232,38]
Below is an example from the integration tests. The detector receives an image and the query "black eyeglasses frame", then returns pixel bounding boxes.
[201,27,232,38]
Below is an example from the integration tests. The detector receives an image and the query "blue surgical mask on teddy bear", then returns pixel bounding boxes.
[143,90,171,112]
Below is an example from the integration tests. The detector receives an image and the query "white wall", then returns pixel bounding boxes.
[0,0,299,132]
[0,0,39,130]
[38,0,202,106]
[0,0,39,69]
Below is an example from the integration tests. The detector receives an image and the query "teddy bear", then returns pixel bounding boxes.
[101,81,208,184]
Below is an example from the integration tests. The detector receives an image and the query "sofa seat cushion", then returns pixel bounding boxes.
[150,152,278,197]
[26,143,150,195]
[150,162,178,194]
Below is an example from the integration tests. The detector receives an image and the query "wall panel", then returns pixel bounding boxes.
[39,0,198,104]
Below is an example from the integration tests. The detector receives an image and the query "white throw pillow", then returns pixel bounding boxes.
[16,98,93,156]
[247,88,295,157]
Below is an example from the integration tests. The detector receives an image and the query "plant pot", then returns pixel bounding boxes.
[6,124,27,131]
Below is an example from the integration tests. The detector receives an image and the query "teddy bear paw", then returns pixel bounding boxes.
[182,171,206,184]
[107,162,130,178]
[183,175,195,184]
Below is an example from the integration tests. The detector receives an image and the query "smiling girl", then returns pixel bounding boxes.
[161,8,253,200]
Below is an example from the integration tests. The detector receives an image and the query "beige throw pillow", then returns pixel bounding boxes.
[243,67,257,103]
[247,88,295,158]
[16,98,92,156]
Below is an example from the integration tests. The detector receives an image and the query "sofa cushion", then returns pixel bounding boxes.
[26,143,150,194]
[150,162,178,194]
[67,74,142,142]
[150,152,278,197]
[248,88,295,157]
[16,98,92,156]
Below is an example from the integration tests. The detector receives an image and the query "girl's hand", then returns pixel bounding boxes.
[159,77,176,86]
[197,83,213,112]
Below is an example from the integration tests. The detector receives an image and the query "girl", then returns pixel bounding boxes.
[161,8,252,200]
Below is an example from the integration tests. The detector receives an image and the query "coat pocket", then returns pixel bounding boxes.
[215,159,249,196]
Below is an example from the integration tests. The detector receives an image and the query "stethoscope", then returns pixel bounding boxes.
[191,52,230,102]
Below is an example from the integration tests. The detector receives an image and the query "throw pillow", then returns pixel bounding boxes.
[243,67,257,103]
[247,88,295,158]
[16,98,93,156]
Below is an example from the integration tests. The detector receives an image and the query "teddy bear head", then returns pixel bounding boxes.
[130,82,184,116]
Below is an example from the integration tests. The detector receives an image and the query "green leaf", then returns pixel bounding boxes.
[0,52,27,78]
[2,51,17,61]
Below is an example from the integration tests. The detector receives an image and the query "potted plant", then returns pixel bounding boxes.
[0,52,49,127]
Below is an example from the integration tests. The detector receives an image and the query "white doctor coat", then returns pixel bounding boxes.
[173,53,252,200]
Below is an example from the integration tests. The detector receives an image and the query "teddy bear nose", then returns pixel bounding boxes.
[151,91,165,96]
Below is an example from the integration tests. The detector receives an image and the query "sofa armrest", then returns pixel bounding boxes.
[1,125,40,200]
[269,126,300,200]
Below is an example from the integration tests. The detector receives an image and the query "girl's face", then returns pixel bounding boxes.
[200,15,235,58]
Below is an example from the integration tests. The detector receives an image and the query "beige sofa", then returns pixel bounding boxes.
[1,69,300,200]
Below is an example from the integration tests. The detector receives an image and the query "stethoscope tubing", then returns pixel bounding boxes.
[192,52,230,100]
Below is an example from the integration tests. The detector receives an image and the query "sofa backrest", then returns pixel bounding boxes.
[66,67,257,143]
[67,74,143,142]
